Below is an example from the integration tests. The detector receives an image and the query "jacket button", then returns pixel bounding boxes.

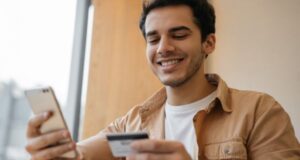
[224,147,230,154]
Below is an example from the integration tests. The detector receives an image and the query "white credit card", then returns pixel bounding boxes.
[106,132,149,157]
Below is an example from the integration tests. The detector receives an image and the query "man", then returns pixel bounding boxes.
[26,0,300,159]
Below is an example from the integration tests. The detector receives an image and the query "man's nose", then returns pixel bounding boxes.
[157,38,175,56]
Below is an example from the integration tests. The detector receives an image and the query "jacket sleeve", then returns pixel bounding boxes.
[76,116,127,160]
[247,95,300,160]
[75,106,141,160]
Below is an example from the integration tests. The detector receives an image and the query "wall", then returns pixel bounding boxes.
[208,0,300,139]
[82,0,162,139]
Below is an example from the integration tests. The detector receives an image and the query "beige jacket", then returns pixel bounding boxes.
[78,74,300,160]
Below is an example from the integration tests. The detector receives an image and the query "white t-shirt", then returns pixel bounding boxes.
[164,91,217,160]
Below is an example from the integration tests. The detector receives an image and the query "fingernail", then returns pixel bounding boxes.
[127,154,135,159]
[69,143,75,149]
[130,142,138,149]
[62,131,69,138]
[43,112,49,119]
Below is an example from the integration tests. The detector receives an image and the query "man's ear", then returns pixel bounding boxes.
[202,34,216,56]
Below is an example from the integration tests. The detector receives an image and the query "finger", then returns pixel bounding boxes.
[27,111,52,138]
[31,142,76,160]
[131,139,184,153]
[26,129,70,153]
[127,153,175,160]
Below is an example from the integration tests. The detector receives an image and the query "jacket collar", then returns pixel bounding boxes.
[138,74,232,137]
[206,74,232,112]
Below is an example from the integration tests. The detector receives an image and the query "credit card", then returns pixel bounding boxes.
[106,132,149,157]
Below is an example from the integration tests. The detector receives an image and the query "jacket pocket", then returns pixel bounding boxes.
[204,138,247,160]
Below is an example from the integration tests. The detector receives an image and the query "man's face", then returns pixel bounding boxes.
[145,5,206,87]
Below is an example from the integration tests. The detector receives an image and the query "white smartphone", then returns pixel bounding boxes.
[25,87,77,159]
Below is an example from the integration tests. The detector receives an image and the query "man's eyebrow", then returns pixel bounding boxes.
[169,26,192,33]
[146,31,158,38]
[145,26,191,37]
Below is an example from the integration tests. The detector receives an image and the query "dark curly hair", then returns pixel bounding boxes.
[139,0,216,42]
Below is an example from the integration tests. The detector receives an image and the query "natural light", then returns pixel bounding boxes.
[0,0,76,159]
[0,0,76,104]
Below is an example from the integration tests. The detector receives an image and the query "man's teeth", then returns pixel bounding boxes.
[161,60,180,66]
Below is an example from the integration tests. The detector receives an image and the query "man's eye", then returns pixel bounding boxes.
[147,38,159,44]
[173,34,188,39]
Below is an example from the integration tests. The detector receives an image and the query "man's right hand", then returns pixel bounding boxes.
[25,111,78,160]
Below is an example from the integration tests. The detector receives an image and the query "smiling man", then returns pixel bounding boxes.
[26,0,300,160]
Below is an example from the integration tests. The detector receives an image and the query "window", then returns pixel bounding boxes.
[0,0,77,159]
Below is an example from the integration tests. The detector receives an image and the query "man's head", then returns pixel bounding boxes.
[140,0,216,87]
[140,0,215,42]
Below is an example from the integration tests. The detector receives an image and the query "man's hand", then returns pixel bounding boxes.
[128,139,191,160]
[25,111,78,160]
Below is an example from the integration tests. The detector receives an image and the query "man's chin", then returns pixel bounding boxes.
[160,78,187,88]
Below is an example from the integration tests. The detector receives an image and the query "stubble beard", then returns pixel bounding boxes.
[161,52,205,87]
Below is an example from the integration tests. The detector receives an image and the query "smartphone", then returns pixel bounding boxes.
[106,132,149,157]
[25,87,77,159]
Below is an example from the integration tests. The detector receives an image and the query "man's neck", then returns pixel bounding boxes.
[165,68,216,106]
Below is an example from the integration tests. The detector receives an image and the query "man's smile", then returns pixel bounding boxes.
[156,57,185,73]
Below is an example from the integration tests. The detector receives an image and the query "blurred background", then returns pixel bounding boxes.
[0,0,299,160]
[0,0,93,159]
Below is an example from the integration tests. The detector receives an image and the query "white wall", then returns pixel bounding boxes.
[208,0,300,139]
